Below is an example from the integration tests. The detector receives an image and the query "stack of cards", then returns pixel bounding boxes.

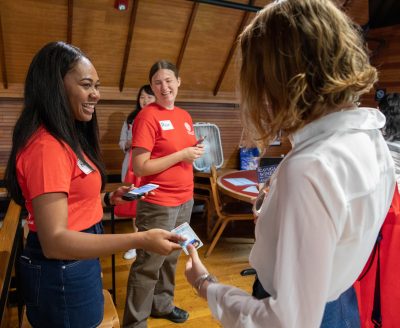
[171,222,203,255]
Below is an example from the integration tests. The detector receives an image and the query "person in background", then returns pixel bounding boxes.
[119,85,155,181]
[4,41,184,328]
[119,85,155,260]
[123,60,204,327]
[184,0,395,327]
[380,93,400,188]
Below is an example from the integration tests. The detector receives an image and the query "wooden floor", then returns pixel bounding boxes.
[7,208,256,327]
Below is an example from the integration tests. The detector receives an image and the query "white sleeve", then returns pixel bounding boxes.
[119,121,129,153]
[207,156,341,327]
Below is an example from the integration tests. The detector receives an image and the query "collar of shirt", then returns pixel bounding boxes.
[289,107,386,148]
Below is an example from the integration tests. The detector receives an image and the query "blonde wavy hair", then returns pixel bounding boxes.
[239,0,377,147]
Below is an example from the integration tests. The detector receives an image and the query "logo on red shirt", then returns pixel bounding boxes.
[184,122,194,135]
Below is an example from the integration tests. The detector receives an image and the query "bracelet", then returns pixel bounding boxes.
[193,273,218,295]
[104,192,114,207]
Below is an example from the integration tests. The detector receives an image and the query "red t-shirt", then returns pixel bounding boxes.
[131,103,196,206]
[16,127,103,231]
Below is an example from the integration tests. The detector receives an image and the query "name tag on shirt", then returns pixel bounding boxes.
[77,159,93,175]
[159,120,174,130]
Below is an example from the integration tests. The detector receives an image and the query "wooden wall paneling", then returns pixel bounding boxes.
[119,0,139,92]
[0,14,8,89]
[178,2,247,92]
[96,100,135,174]
[1,0,67,85]
[73,0,131,87]
[67,0,74,44]
[0,100,23,177]
[123,0,193,89]
[176,2,199,70]
[368,25,400,94]
[213,1,254,96]
[339,0,369,25]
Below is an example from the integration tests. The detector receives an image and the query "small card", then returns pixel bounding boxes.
[242,185,259,194]
[224,178,257,186]
[171,222,203,255]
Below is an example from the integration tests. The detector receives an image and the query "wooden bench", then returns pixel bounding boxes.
[0,199,23,327]
[21,289,120,328]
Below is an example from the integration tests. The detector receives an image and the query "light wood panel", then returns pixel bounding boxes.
[0,0,372,101]
[124,0,193,88]
[0,200,21,328]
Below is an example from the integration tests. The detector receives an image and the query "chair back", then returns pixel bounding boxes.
[209,165,224,217]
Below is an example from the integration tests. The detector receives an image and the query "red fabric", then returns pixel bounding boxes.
[131,103,196,206]
[16,127,103,232]
[114,149,141,218]
[355,185,400,327]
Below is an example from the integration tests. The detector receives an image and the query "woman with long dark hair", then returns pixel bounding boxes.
[5,41,183,328]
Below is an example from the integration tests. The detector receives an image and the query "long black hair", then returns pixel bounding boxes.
[126,84,154,125]
[5,41,106,205]
[380,93,400,141]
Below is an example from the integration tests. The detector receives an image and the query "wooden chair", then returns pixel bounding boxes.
[205,165,254,257]
[193,181,213,239]
[21,289,120,327]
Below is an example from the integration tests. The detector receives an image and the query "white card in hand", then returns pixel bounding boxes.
[171,222,203,255]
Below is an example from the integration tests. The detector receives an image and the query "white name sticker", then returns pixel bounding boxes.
[77,159,93,175]
[159,120,174,130]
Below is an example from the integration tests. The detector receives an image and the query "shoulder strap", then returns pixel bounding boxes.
[371,232,382,328]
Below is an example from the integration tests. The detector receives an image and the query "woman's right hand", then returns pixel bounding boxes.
[137,229,185,255]
[180,145,205,163]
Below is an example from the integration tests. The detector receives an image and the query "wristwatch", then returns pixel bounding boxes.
[195,273,218,295]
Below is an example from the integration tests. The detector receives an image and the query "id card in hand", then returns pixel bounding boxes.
[171,222,203,255]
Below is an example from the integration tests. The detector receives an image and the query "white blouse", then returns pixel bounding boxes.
[207,107,395,328]
[118,120,132,182]
[386,141,400,189]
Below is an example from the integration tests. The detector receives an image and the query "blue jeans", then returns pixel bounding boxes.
[20,222,104,328]
[253,277,360,327]
[320,287,360,328]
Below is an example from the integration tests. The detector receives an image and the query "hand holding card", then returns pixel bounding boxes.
[171,222,203,255]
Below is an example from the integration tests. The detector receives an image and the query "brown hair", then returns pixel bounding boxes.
[239,0,377,147]
[149,60,179,82]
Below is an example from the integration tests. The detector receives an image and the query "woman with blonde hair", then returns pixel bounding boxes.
[185,0,395,327]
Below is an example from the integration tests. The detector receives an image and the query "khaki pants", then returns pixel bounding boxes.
[122,199,194,328]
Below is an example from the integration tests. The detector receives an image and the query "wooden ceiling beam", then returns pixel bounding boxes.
[176,2,199,70]
[119,0,139,92]
[67,0,73,44]
[213,0,254,96]
[0,15,8,89]
[189,0,261,12]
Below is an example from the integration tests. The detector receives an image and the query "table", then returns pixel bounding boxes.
[217,170,258,204]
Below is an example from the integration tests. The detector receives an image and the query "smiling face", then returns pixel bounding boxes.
[150,69,181,109]
[63,57,100,121]
[139,89,156,109]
